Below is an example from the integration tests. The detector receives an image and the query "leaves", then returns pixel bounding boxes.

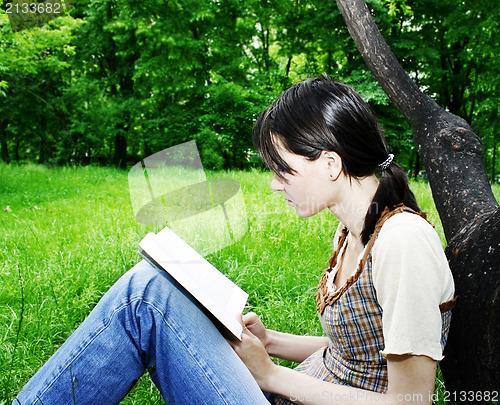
[0,0,498,174]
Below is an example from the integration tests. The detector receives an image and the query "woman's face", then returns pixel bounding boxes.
[269,143,342,218]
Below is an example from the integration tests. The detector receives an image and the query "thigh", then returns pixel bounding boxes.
[130,260,270,404]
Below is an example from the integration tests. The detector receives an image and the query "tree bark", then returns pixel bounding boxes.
[0,119,10,163]
[492,141,497,182]
[113,129,127,169]
[335,0,500,395]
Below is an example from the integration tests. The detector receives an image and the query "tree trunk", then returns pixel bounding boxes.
[37,116,50,164]
[285,56,293,77]
[492,141,497,183]
[335,0,500,395]
[0,119,10,163]
[414,151,420,181]
[113,129,127,169]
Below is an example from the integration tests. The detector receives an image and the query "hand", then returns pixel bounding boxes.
[242,312,270,351]
[228,324,277,392]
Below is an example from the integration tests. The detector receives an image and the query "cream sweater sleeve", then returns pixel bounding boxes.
[371,213,455,361]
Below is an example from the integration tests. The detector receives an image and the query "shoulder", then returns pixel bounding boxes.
[374,212,443,257]
[371,211,454,302]
[379,211,436,237]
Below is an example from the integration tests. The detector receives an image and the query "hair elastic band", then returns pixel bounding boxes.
[379,154,394,170]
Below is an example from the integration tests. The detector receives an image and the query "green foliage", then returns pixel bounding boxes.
[0,11,84,163]
[0,0,498,175]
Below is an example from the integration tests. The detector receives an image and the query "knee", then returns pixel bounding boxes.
[127,259,164,284]
[115,260,186,309]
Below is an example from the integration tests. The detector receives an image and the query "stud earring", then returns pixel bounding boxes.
[329,172,340,181]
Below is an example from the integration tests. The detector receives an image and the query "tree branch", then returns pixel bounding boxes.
[335,0,498,240]
[335,0,435,124]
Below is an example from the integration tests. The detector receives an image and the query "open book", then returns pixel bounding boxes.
[138,226,248,341]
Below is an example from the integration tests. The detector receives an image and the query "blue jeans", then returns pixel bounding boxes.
[14,260,270,405]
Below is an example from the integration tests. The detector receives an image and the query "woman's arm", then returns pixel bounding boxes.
[265,354,436,404]
[230,326,437,405]
[265,329,329,363]
[243,313,329,363]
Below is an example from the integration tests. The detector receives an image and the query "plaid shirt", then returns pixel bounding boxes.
[273,206,454,404]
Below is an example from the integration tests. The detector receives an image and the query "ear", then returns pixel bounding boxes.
[321,150,343,181]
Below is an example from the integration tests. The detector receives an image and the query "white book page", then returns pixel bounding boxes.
[181,261,246,314]
[156,226,204,263]
[139,228,248,340]
[156,227,247,311]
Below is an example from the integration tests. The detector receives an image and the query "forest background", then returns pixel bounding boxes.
[0,0,499,180]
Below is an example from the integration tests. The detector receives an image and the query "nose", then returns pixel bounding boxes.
[270,173,284,191]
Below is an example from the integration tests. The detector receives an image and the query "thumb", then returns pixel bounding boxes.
[242,312,259,326]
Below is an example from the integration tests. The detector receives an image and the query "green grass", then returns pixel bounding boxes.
[1,163,499,404]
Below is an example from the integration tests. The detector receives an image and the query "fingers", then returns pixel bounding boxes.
[242,312,259,326]
[241,323,256,338]
[243,312,265,332]
[226,324,255,347]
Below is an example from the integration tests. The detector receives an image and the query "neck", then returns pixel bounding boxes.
[329,174,379,243]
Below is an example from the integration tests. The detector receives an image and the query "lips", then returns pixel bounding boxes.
[282,192,294,205]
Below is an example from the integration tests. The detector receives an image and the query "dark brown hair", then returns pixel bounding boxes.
[253,76,420,245]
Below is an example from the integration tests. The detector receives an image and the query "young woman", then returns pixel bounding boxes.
[14,76,454,405]
[230,76,455,403]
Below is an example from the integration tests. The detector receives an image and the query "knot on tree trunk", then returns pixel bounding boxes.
[437,126,483,156]
[414,122,495,240]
